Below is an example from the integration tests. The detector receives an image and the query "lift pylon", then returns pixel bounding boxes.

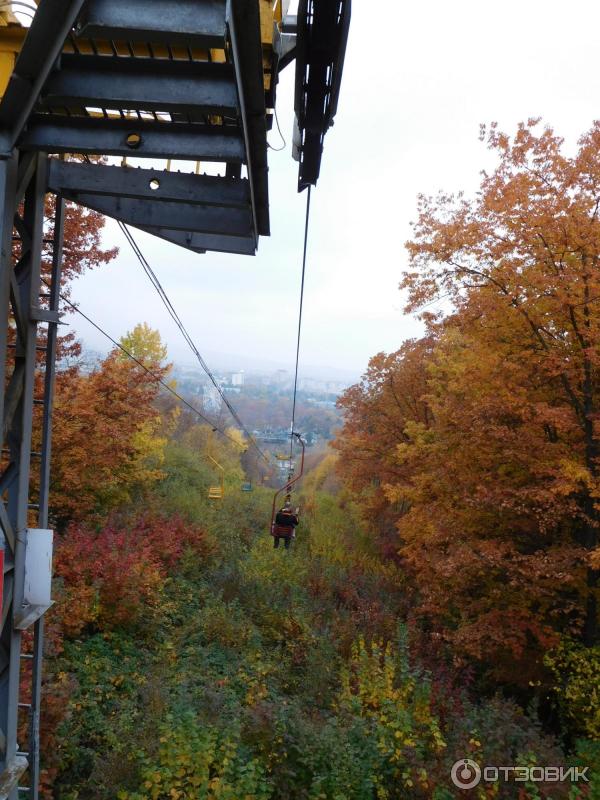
[0,152,63,800]
[0,1,351,796]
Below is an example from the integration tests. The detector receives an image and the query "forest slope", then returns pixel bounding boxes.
[41,429,594,799]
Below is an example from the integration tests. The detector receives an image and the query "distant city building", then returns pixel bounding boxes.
[278,459,294,474]
[203,385,222,414]
[231,371,245,387]
[299,377,349,395]
[309,399,337,409]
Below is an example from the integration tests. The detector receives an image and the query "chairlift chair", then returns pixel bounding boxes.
[270,433,306,534]
[207,452,225,501]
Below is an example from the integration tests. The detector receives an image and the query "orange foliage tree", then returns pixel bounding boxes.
[334,339,433,559]
[40,195,118,362]
[50,328,171,527]
[337,120,600,686]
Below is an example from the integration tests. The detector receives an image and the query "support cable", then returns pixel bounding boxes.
[79,152,268,463]
[289,185,312,468]
[51,284,253,453]
[267,105,287,152]
[116,221,270,464]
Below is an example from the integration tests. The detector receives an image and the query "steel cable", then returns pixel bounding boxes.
[52,284,250,450]
[116,221,270,465]
[289,185,312,467]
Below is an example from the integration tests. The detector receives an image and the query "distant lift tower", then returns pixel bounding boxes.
[0,0,350,797]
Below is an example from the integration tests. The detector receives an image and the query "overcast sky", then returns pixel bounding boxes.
[68,0,600,380]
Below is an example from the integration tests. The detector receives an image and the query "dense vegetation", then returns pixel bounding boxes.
[31,122,600,797]
[39,426,595,799]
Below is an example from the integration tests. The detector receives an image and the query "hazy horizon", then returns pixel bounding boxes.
[77,338,360,384]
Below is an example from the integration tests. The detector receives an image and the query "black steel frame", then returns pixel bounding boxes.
[294,0,351,190]
[0,2,270,794]
[0,151,62,800]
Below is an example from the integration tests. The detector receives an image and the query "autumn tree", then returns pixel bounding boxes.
[335,121,600,690]
[335,339,433,557]
[39,195,118,363]
[8,191,119,527]
[10,193,117,402]
[402,120,600,649]
[51,327,170,525]
[120,322,169,367]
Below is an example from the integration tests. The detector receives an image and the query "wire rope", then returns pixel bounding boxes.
[52,284,250,451]
[116,221,270,465]
[78,154,269,462]
[268,105,287,152]
[288,185,312,467]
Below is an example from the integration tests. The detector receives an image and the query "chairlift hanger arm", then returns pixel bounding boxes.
[206,441,225,499]
[206,453,225,473]
[270,433,305,532]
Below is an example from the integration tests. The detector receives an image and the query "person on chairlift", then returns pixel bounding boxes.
[272,499,300,549]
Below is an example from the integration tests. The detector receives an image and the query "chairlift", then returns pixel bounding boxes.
[207,454,224,500]
[270,433,306,533]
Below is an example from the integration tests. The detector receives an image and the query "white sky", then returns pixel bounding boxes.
[69,0,600,379]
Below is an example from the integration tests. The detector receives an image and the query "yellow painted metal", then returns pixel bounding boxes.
[259,0,277,45]
[0,23,25,99]
[0,5,21,26]
[259,0,278,95]
[0,0,279,136]
[0,51,14,97]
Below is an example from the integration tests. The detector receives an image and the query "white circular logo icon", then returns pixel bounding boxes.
[451,759,482,790]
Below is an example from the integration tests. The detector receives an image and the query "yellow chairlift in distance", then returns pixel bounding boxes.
[207,453,225,501]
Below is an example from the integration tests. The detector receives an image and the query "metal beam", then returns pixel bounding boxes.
[21,117,245,162]
[0,0,87,153]
[273,25,297,76]
[76,0,227,48]
[0,152,48,800]
[0,755,27,799]
[0,157,18,549]
[227,0,269,237]
[139,226,256,255]
[26,196,65,800]
[41,56,239,116]
[70,193,253,237]
[293,0,351,190]
[281,14,298,34]
[48,161,250,208]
